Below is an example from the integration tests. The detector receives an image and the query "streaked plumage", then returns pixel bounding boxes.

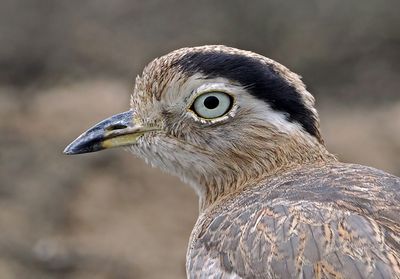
[64,45,400,278]
[189,163,400,278]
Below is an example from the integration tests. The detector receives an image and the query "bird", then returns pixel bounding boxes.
[64,45,400,278]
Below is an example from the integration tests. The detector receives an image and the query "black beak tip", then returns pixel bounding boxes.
[63,142,83,155]
[63,137,104,155]
[63,110,133,155]
[62,138,93,155]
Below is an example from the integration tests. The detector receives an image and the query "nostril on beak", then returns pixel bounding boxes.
[106,124,128,131]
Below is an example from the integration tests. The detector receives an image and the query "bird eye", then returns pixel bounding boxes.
[191,92,233,119]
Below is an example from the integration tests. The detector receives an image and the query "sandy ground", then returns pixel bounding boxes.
[0,80,399,278]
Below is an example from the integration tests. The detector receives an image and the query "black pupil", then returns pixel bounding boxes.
[204,96,220,109]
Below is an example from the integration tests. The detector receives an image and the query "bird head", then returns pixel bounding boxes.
[64,45,333,208]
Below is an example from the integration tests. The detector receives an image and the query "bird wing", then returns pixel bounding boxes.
[187,163,400,278]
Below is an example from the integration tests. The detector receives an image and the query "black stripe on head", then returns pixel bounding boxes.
[174,50,321,142]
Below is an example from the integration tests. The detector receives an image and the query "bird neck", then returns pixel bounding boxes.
[192,136,336,212]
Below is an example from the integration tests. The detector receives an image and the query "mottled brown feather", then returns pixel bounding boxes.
[187,163,400,278]
[127,46,400,278]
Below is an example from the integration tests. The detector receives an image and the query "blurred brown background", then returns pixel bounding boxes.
[0,0,399,278]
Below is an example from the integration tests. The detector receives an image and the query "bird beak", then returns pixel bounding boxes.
[63,110,155,155]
